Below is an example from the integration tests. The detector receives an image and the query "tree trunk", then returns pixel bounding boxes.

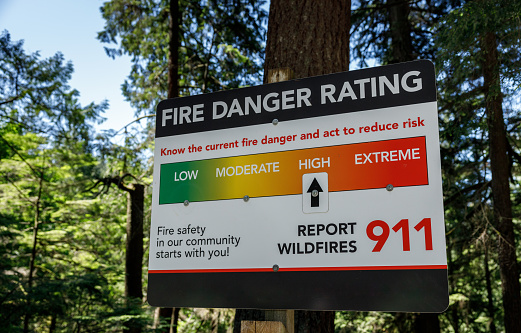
[23,170,44,333]
[413,313,440,333]
[49,314,57,333]
[263,1,350,332]
[171,308,180,333]
[124,184,144,333]
[158,0,181,330]
[233,310,265,333]
[386,0,413,63]
[482,31,521,333]
[386,2,437,329]
[484,246,497,333]
[125,184,144,301]
[264,0,350,83]
[294,311,334,333]
[447,241,459,333]
[168,0,180,99]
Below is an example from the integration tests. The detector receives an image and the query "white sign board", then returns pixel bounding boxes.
[148,60,448,312]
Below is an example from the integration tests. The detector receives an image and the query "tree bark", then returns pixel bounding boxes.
[385,2,437,329]
[387,0,413,63]
[124,184,144,333]
[100,176,145,333]
[294,311,334,333]
[23,170,44,333]
[263,1,350,332]
[125,184,144,301]
[482,31,521,333]
[49,314,57,333]
[413,313,440,333]
[264,0,350,83]
[168,0,180,98]
[171,308,180,333]
[484,246,497,333]
[446,240,459,333]
[159,0,181,330]
[233,310,265,333]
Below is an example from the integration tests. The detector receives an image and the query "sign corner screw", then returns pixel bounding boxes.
[386,184,394,192]
[184,200,190,206]
[272,264,279,272]
[243,195,250,202]
[272,119,279,125]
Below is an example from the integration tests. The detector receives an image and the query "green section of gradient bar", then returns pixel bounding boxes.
[160,160,222,204]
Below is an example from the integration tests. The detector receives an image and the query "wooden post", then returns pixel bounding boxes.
[240,68,295,333]
[265,310,294,333]
[241,310,294,333]
[241,320,289,333]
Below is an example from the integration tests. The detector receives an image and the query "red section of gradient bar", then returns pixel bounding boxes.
[327,136,428,192]
[149,265,447,274]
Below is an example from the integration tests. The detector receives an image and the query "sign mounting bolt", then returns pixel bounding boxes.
[243,195,250,202]
[272,119,279,125]
[386,184,394,192]
[184,200,190,206]
[273,264,279,272]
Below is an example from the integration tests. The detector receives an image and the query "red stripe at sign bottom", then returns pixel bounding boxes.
[148,265,448,274]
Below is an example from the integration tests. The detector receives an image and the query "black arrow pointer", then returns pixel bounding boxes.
[307,178,323,207]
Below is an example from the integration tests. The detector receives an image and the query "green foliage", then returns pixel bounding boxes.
[2,1,266,329]
[3,1,521,332]
[0,31,134,332]
[0,31,107,148]
[98,0,267,116]
[350,0,461,66]
[0,131,132,331]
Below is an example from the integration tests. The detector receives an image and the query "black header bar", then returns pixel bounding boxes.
[156,60,436,138]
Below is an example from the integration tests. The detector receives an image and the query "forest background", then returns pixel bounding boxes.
[1,0,521,332]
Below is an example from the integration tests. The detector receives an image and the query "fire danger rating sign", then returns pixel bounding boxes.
[148,60,449,312]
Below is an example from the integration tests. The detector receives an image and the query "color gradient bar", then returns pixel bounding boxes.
[159,136,428,204]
